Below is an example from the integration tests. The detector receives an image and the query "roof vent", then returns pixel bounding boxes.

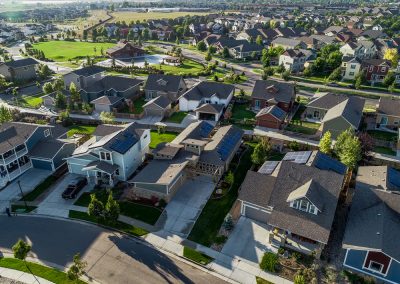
[376,232,381,235]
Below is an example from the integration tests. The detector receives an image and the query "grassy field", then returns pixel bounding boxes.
[67,125,97,138]
[0,258,86,284]
[183,247,213,265]
[32,41,115,62]
[150,131,178,149]
[165,111,188,123]
[159,59,204,75]
[110,11,212,23]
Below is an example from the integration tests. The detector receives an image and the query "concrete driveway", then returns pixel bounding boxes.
[0,168,52,212]
[36,173,92,217]
[221,217,276,264]
[159,176,214,237]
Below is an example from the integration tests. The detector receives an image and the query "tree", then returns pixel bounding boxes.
[55,92,67,109]
[222,46,230,58]
[319,131,332,154]
[383,72,395,87]
[328,67,342,81]
[358,132,374,159]
[38,64,51,79]
[224,171,234,185]
[256,35,263,46]
[384,48,399,67]
[282,70,290,81]
[0,105,12,123]
[42,82,54,94]
[389,81,396,93]
[12,239,31,260]
[196,41,207,51]
[88,194,104,221]
[69,82,80,103]
[53,77,64,92]
[205,52,212,62]
[142,28,150,40]
[303,66,312,77]
[12,87,19,105]
[104,192,120,225]
[251,138,272,165]
[67,253,87,281]
[334,128,362,169]
[355,70,366,89]
[100,111,115,124]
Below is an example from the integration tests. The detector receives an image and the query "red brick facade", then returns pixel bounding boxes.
[256,113,284,129]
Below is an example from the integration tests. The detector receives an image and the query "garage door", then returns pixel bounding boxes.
[31,159,54,171]
[68,163,86,175]
[244,205,269,223]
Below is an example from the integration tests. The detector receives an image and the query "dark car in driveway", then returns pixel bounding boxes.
[327,82,340,87]
[62,177,87,199]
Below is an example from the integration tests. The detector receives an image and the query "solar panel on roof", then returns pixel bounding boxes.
[110,133,138,154]
[313,152,347,175]
[217,131,242,161]
[200,122,213,137]
[388,167,400,188]
[258,161,279,175]
[283,151,312,164]
[271,107,285,119]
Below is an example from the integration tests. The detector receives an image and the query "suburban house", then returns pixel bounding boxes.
[227,41,264,60]
[341,56,362,80]
[0,58,39,81]
[106,41,145,59]
[304,92,350,122]
[63,66,105,90]
[340,41,377,60]
[129,121,243,202]
[79,76,143,103]
[0,122,75,187]
[279,49,307,73]
[238,150,347,256]
[91,96,124,113]
[342,166,400,284]
[255,105,287,129]
[66,123,150,186]
[251,79,296,112]
[143,74,187,102]
[142,95,172,118]
[375,97,400,132]
[320,96,365,138]
[179,81,235,121]
[362,59,391,86]
[271,37,306,50]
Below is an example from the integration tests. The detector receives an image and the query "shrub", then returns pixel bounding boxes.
[278,248,285,255]
[259,252,279,272]
[294,274,306,284]
[214,235,228,245]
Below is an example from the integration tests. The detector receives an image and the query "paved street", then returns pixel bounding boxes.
[0,216,227,284]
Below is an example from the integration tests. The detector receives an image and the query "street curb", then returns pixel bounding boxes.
[1,213,238,284]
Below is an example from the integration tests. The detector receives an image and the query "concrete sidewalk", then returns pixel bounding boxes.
[0,267,54,284]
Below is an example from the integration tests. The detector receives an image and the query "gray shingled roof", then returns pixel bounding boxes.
[271,37,301,48]
[29,139,67,159]
[342,187,400,260]
[144,74,184,93]
[307,92,348,110]
[91,95,123,105]
[71,66,105,77]
[143,95,171,109]
[3,58,39,68]
[93,125,124,137]
[286,179,324,212]
[251,79,295,104]
[377,97,400,117]
[181,81,234,101]
[194,103,224,114]
[256,105,286,121]
[81,76,143,93]
[83,160,119,174]
[322,96,365,128]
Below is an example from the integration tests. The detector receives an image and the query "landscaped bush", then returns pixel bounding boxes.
[214,235,228,245]
[259,252,279,272]
[294,274,306,284]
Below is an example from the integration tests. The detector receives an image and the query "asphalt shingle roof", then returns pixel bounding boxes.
[181,81,234,101]
[251,80,295,104]
[238,170,276,208]
[377,97,400,117]
[144,74,184,93]
[71,66,105,77]
[3,58,39,68]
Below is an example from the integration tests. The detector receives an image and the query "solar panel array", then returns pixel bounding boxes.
[388,167,400,189]
[313,152,347,175]
[110,131,138,154]
[258,161,279,175]
[283,151,312,164]
[218,131,242,161]
[271,107,286,120]
[199,122,213,138]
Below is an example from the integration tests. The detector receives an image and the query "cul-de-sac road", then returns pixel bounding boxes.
[0,216,227,284]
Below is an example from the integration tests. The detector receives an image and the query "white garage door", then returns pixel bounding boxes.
[244,205,269,224]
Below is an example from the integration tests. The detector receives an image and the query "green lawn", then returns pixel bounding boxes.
[20,94,43,108]
[67,124,97,138]
[188,144,254,246]
[285,121,320,135]
[165,111,188,123]
[183,247,214,265]
[0,258,86,284]
[149,131,178,149]
[373,146,396,156]
[11,205,37,213]
[69,210,149,236]
[160,59,204,75]
[21,175,57,201]
[367,130,398,141]
[32,41,115,62]
[256,277,274,284]
[231,103,255,120]
[133,97,146,114]
[74,191,162,225]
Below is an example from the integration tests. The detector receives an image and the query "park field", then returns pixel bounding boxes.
[110,11,212,22]
[32,41,115,62]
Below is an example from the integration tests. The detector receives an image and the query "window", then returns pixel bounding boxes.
[290,200,299,209]
[299,200,309,212]
[44,129,50,137]
[100,152,105,160]
[105,153,111,160]
[309,204,317,215]
[381,67,386,72]
[368,261,384,273]
[349,72,354,76]
[350,64,356,69]
[313,110,320,118]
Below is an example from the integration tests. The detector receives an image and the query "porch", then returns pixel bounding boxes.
[83,161,120,187]
[269,228,320,256]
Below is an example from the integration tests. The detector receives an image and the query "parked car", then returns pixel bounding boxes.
[62,177,87,199]
[327,82,340,87]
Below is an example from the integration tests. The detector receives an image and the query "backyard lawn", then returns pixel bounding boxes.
[32,41,115,62]
[0,258,85,284]
[150,130,178,149]
[165,111,188,123]
[67,124,97,138]
[231,103,255,120]
[19,94,43,108]
[367,130,398,141]
[285,121,320,135]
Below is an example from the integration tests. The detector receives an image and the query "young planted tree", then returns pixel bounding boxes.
[100,111,115,124]
[43,82,54,94]
[55,92,67,109]
[69,82,80,104]
[88,194,105,221]
[12,239,31,260]
[256,35,263,46]
[104,192,120,225]
[222,46,230,58]
[251,138,272,165]
[328,67,342,81]
[319,131,332,154]
[67,253,87,281]
[0,105,13,123]
[334,129,362,169]
[224,171,234,185]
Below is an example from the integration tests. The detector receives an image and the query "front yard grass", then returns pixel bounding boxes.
[11,205,37,213]
[0,258,86,284]
[21,175,57,202]
[256,277,274,284]
[373,146,396,156]
[164,111,188,123]
[188,144,254,246]
[69,210,149,236]
[67,124,97,138]
[183,247,214,265]
[149,130,178,149]
[19,94,43,108]
[367,130,398,141]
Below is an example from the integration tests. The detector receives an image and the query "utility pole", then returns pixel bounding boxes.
[17,180,28,209]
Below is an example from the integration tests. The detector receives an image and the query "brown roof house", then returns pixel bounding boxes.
[106,41,145,59]
[238,150,347,256]
[255,105,287,129]
[251,79,296,112]
[375,97,400,132]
